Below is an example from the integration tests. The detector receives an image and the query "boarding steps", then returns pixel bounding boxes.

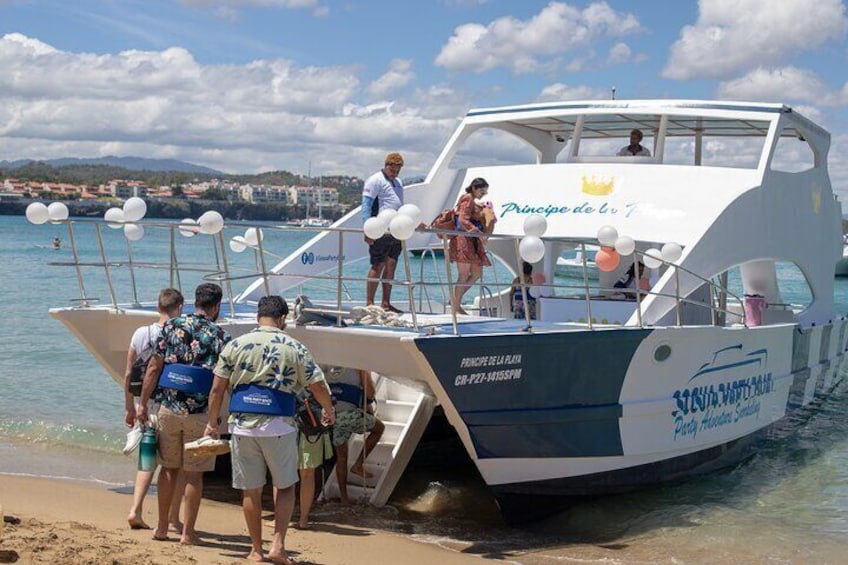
[321,376,437,505]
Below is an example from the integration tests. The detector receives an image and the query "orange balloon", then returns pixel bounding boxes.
[531,272,546,285]
[596,247,620,272]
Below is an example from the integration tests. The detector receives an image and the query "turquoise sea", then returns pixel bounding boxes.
[2,213,848,563]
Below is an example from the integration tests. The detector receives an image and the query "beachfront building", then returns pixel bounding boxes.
[291,185,339,210]
[239,184,293,204]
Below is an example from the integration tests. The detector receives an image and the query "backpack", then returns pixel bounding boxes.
[430,208,457,239]
[295,392,332,441]
[127,326,155,396]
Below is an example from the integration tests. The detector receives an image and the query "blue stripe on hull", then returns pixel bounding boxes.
[414,329,652,458]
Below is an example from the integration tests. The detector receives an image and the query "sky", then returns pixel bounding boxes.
[1,0,848,196]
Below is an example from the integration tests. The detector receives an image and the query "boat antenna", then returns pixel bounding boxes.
[611,86,616,100]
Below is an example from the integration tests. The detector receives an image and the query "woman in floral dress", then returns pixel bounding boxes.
[449,177,493,314]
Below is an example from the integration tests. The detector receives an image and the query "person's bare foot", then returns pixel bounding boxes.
[349,464,374,479]
[179,532,201,546]
[295,519,311,530]
[127,514,151,530]
[246,550,266,563]
[456,307,468,316]
[169,521,184,534]
[382,303,403,314]
[152,529,169,541]
[339,495,352,506]
[267,551,296,564]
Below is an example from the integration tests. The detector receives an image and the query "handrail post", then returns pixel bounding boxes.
[125,236,140,307]
[674,267,682,326]
[514,239,532,329]
[444,236,458,334]
[634,254,643,328]
[94,223,119,309]
[581,242,593,329]
[255,228,271,297]
[216,231,236,319]
[65,220,89,306]
[336,229,344,327]
[401,239,418,330]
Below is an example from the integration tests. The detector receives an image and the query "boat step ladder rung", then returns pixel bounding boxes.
[321,376,437,506]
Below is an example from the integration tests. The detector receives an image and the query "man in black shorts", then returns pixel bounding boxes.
[361,152,405,313]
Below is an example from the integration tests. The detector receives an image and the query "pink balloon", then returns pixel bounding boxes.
[596,247,620,272]
[531,272,546,285]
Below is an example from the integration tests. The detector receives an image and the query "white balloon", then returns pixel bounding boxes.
[363,216,387,239]
[123,223,145,241]
[229,235,248,253]
[25,202,50,225]
[198,210,224,235]
[389,213,416,241]
[179,218,198,237]
[377,208,398,222]
[523,214,548,237]
[244,227,263,246]
[661,242,683,263]
[122,197,147,222]
[519,236,545,263]
[397,203,421,225]
[643,248,663,269]
[614,235,636,256]
[104,207,125,229]
[597,225,619,247]
[47,202,69,222]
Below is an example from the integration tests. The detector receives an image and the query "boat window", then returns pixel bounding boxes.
[773,261,813,309]
[448,127,537,169]
[663,136,764,169]
[770,127,816,173]
[573,113,658,159]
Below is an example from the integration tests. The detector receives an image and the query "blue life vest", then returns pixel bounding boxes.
[329,382,363,407]
[158,364,214,395]
[229,383,296,416]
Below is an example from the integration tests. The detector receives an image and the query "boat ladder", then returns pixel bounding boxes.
[321,376,437,505]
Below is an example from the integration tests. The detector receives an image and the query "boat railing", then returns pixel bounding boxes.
[39,215,748,333]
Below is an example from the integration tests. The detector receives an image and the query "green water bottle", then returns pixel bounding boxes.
[138,426,157,472]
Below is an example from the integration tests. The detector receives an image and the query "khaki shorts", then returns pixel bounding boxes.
[298,432,333,470]
[231,432,299,490]
[156,407,216,473]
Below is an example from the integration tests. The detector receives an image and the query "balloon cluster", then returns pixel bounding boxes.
[594,224,683,272]
[362,204,421,241]
[229,227,263,253]
[518,214,547,263]
[26,201,69,225]
[176,211,225,239]
[99,197,149,240]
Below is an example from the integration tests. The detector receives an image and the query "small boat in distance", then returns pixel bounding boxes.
[835,235,848,276]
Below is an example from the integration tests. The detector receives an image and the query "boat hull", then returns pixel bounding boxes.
[413,321,848,521]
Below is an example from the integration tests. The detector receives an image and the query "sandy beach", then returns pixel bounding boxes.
[0,474,499,565]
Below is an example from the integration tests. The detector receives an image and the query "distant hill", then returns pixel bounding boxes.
[0,156,221,175]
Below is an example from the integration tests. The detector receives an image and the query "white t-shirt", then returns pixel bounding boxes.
[363,171,403,214]
[130,322,162,359]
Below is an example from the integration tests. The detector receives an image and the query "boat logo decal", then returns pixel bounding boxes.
[300,252,344,265]
[671,344,774,441]
[581,175,615,196]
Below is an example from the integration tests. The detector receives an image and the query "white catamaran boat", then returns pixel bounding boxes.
[40,100,847,523]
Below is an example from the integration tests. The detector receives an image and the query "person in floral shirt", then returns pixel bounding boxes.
[138,282,230,545]
[207,295,334,565]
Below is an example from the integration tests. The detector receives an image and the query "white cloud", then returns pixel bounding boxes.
[0,34,460,176]
[606,42,631,64]
[435,1,643,73]
[536,83,609,102]
[716,66,829,103]
[664,0,848,80]
[367,59,415,98]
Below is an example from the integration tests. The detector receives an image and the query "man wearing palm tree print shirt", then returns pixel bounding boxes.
[207,295,334,565]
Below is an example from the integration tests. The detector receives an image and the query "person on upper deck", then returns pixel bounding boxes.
[617,129,651,157]
[361,152,405,314]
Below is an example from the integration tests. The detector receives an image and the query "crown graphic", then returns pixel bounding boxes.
[581,175,614,196]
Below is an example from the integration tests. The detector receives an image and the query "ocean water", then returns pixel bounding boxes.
[2,213,848,563]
